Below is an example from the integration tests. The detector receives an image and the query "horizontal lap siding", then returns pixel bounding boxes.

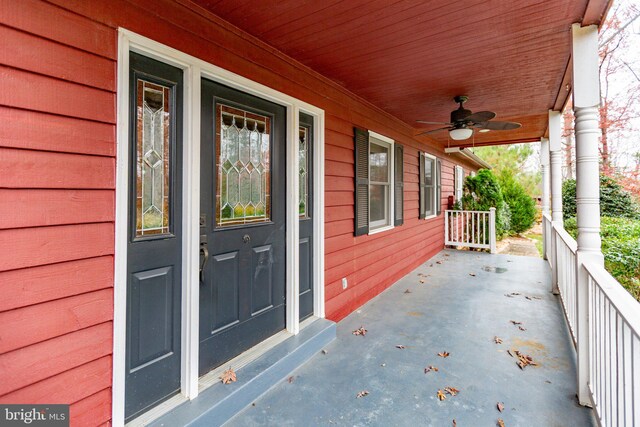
[0,0,482,424]
[0,3,116,426]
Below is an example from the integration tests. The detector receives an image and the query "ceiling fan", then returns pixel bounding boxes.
[416,95,521,140]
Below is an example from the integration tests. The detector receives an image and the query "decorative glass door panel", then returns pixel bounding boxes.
[135,80,171,237]
[298,126,309,218]
[216,104,271,227]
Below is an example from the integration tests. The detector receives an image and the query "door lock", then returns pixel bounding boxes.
[243,234,251,244]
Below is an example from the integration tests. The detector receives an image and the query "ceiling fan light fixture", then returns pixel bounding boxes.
[449,127,473,140]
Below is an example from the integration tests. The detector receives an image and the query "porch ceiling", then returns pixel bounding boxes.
[192,0,610,147]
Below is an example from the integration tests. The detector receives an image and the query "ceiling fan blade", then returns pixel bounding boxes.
[463,111,496,123]
[416,120,452,125]
[416,126,451,136]
[473,121,521,130]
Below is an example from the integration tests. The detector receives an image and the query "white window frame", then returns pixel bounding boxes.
[455,165,464,203]
[114,29,325,427]
[423,153,438,219]
[367,131,394,235]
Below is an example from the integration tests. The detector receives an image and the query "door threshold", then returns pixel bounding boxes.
[126,316,330,427]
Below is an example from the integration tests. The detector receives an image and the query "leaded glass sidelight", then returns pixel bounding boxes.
[216,104,271,226]
[135,80,171,237]
[299,126,308,218]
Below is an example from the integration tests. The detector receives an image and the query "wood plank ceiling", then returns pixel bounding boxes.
[192,0,610,147]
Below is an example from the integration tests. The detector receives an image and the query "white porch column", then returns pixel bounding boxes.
[549,110,563,294]
[572,22,604,406]
[540,137,550,260]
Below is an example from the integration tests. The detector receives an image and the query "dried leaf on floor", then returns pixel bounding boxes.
[437,390,447,401]
[322,349,328,355]
[424,365,438,373]
[497,402,505,412]
[497,418,506,427]
[419,279,426,284]
[510,320,522,325]
[469,273,476,277]
[494,336,503,344]
[444,386,459,396]
[287,376,295,383]
[356,390,369,398]
[514,350,538,369]
[438,351,450,358]
[436,261,443,265]
[352,326,367,336]
[504,292,520,298]
[507,349,514,357]
[429,263,434,267]
[525,296,542,300]
[381,363,386,367]
[220,367,237,384]
[452,420,457,427]
[518,326,527,331]
[396,344,406,349]
[444,253,450,257]
[404,289,412,294]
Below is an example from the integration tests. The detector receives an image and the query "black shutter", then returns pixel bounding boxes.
[418,152,425,219]
[354,127,369,236]
[394,144,404,226]
[436,159,442,216]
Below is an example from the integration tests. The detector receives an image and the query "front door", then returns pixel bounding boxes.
[125,53,183,421]
[199,79,286,375]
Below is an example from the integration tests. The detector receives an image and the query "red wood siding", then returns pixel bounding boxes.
[0,1,480,425]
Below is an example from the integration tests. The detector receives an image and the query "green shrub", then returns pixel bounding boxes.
[461,169,509,238]
[499,172,536,234]
[563,216,640,301]
[563,175,640,221]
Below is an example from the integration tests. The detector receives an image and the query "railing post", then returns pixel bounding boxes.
[444,211,450,245]
[572,23,604,407]
[489,207,496,254]
[540,138,550,260]
[549,110,564,294]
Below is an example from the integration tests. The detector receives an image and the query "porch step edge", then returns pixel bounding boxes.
[149,318,336,427]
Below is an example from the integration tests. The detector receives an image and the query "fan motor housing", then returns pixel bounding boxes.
[451,108,472,123]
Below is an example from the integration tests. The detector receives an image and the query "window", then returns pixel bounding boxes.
[454,165,464,203]
[353,128,403,236]
[419,152,441,219]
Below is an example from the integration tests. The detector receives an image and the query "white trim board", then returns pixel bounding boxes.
[114,28,326,427]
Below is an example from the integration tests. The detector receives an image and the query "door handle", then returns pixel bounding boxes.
[200,242,209,283]
[243,234,251,244]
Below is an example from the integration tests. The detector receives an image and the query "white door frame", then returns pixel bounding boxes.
[113,28,325,427]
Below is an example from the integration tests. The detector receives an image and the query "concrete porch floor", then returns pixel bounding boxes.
[226,249,596,427]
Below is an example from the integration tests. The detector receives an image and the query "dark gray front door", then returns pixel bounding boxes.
[199,79,286,375]
[125,53,183,421]
[298,113,314,320]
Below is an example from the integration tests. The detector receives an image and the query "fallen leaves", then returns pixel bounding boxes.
[452,420,457,427]
[494,336,503,344]
[525,295,542,301]
[404,289,412,294]
[437,389,447,401]
[438,351,450,358]
[497,418,506,427]
[469,273,476,277]
[352,326,367,336]
[444,386,459,396]
[436,261,443,265]
[497,402,505,412]
[220,367,237,384]
[424,365,438,373]
[395,344,406,349]
[504,292,520,298]
[419,279,426,284]
[287,376,295,383]
[508,349,538,369]
[510,320,527,331]
[356,390,369,398]
[322,349,328,355]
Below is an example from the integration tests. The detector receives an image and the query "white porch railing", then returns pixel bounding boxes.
[544,212,640,426]
[444,208,496,253]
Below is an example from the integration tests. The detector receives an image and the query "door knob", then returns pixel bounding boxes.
[199,242,209,282]
[243,234,251,244]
